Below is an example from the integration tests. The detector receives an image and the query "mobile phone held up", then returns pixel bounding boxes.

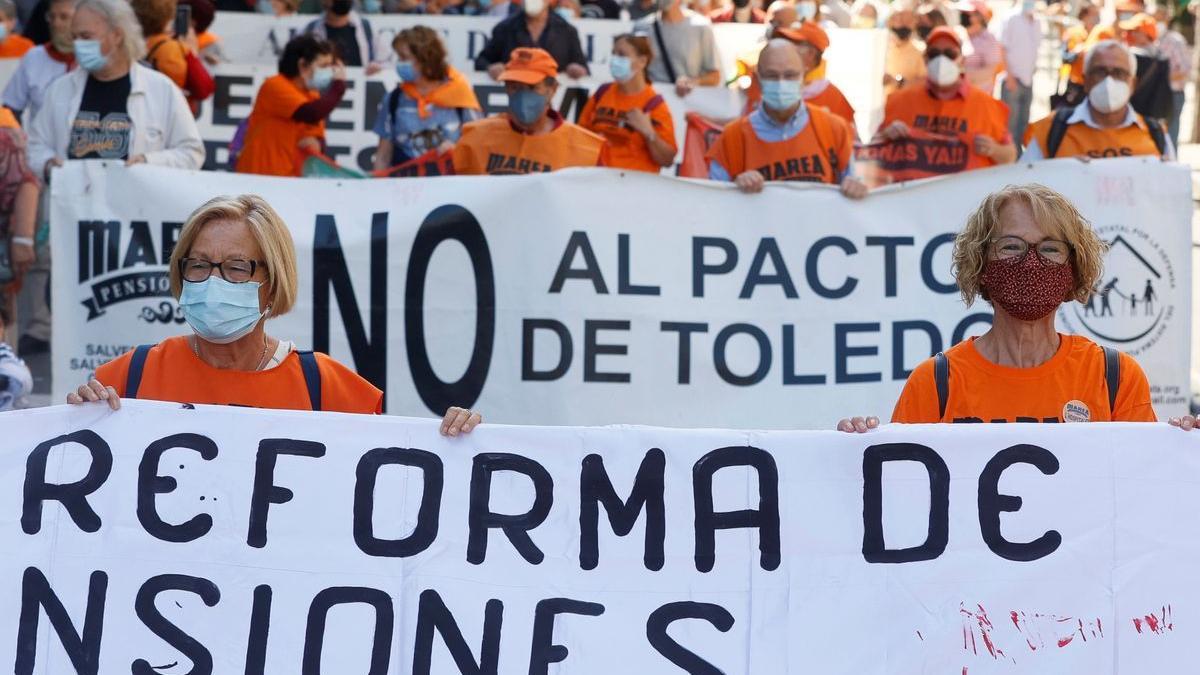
[174,4,191,38]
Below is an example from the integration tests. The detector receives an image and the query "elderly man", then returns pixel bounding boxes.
[707,39,866,197]
[777,21,854,126]
[475,0,589,80]
[453,47,606,174]
[1022,39,1171,160]
[875,26,1015,171]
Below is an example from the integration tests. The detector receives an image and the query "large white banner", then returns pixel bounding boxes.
[2,402,1198,673]
[49,158,1192,426]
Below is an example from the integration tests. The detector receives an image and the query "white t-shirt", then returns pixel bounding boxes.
[1,45,73,121]
[264,339,296,370]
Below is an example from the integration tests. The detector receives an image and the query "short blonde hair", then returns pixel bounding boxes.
[169,195,299,316]
[953,184,1108,306]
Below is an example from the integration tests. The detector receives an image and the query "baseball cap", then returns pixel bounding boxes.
[925,25,963,49]
[1118,12,1157,40]
[776,21,830,52]
[499,47,559,85]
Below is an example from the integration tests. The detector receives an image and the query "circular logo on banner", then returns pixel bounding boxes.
[1063,400,1091,423]
[1058,224,1177,358]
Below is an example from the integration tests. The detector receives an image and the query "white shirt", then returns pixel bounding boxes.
[25,63,204,177]
[997,9,1040,86]
[1,45,73,122]
[1022,104,1176,160]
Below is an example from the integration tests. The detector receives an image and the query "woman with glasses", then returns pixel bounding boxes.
[838,184,1197,431]
[67,194,482,436]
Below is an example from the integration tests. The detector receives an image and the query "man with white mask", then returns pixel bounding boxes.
[475,0,589,80]
[1021,39,1172,160]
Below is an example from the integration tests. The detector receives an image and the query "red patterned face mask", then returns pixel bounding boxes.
[981,254,1075,321]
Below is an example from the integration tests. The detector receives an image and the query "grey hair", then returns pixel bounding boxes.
[74,0,146,62]
[0,0,15,19]
[1083,39,1137,75]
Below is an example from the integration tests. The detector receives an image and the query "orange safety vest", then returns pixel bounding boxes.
[707,104,852,184]
[452,114,607,175]
[1024,110,1164,159]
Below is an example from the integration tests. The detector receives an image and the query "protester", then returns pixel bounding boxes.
[915,3,945,41]
[709,0,766,23]
[838,184,1198,431]
[796,0,837,29]
[1022,40,1172,160]
[850,0,886,28]
[474,0,589,80]
[778,21,854,126]
[26,0,204,175]
[1,0,73,121]
[885,3,925,94]
[236,35,345,176]
[304,0,382,74]
[578,34,676,172]
[372,26,482,171]
[875,26,1015,171]
[67,194,482,434]
[634,0,721,97]
[0,304,32,411]
[959,0,1000,92]
[0,0,34,56]
[707,39,867,197]
[184,0,225,65]
[765,0,796,30]
[998,0,1040,142]
[132,0,215,113]
[0,110,37,359]
[1153,4,1191,147]
[453,47,607,174]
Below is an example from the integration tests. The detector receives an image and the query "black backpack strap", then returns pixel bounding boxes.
[643,93,665,113]
[1144,116,1167,156]
[590,81,614,108]
[934,352,950,420]
[296,350,322,412]
[388,87,402,125]
[652,18,678,83]
[1103,346,1121,415]
[125,344,154,399]
[1045,104,1075,159]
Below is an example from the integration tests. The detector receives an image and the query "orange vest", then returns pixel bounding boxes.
[707,104,852,185]
[452,114,607,175]
[1024,111,1163,159]
[880,82,1011,171]
[806,82,856,128]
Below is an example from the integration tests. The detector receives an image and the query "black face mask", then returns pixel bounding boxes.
[961,13,974,27]
[916,24,933,40]
[892,26,913,40]
[330,0,353,14]
[733,0,750,8]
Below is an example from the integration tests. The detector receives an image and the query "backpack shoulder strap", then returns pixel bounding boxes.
[589,81,614,107]
[652,18,679,84]
[388,87,402,123]
[934,351,950,421]
[125,344,154,399]
[1143,116,1167,155]
[296,350,323,412]
[1103,346,1121,415]
[1045,104,1076,159]
[643,93,665,113]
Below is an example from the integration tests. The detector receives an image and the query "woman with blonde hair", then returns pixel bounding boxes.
[67,195,481,435]
[838,183,1196,430]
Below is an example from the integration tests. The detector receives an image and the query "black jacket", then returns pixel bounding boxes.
[474,11,589,73]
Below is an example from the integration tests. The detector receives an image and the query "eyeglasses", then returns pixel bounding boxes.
[990,236,1072,265]
[926,48,960,60]
[1086,66,1132,81]
[179,258,266,283]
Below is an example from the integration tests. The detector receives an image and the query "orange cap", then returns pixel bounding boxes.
[499,47,559,85]
[1118,12,1157,40]
[776,21,830,52]
[925,25,962,49]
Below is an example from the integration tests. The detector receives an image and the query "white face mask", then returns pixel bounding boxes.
[1088,76,1131,114]
[926,55,960,87]
[524,0,545,15]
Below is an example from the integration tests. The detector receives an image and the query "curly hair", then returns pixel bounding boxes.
[393,26,449,82]
[953,184,1108,307]
[130,0,176,38]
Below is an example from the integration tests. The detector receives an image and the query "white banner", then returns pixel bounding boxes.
[49,158,1192,426]
[2,402,1199,673]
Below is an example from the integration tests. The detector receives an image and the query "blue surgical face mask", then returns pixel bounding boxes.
[0,24,9,41]
[396,60,417,82]
[1022,0,1036,13]
[797,0,817,19]
[554,6,574,19]
[74,39,108,72]
[307,66,334,91]
[179,276,268,345]
[609,55,634,82]
[760,78,803,111]
[509,89,548,127]
[363,0,382,11]
[256,0,275,12]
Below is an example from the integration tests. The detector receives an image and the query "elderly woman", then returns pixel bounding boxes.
[25,0,204,176]
[839,184,1196,431]
[67,195,481,436]
[372,26,481,172]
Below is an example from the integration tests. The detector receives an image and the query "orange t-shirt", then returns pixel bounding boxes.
[145,34,188,89]
[706,104,853,184]
[891,334,1155,424]
[806,82,856,129]
[452,114,608,175]
[0,34,34,58]
[236,74,322,177]
[0,106,18,129]
[880,81,1011,171]
[1023,112,1163,160]
[96,336,382,414]
[578,83,676,173]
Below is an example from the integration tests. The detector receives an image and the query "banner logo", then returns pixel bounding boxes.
[77,219,182,321]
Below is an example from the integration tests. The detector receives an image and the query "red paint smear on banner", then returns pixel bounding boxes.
[1058,636,1074,648]
[1134,618,1143,634]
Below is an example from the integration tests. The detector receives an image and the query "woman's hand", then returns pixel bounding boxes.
[66,378,121,411]
[836,416,880,433]
[440,406,482,436]
[624,108,654,137]
[1168,415,1197,431]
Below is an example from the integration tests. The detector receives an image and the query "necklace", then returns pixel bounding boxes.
[193,335,272,371]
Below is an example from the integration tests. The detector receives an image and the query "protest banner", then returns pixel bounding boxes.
[1,401,1196,673]
[50,157,1193,427]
